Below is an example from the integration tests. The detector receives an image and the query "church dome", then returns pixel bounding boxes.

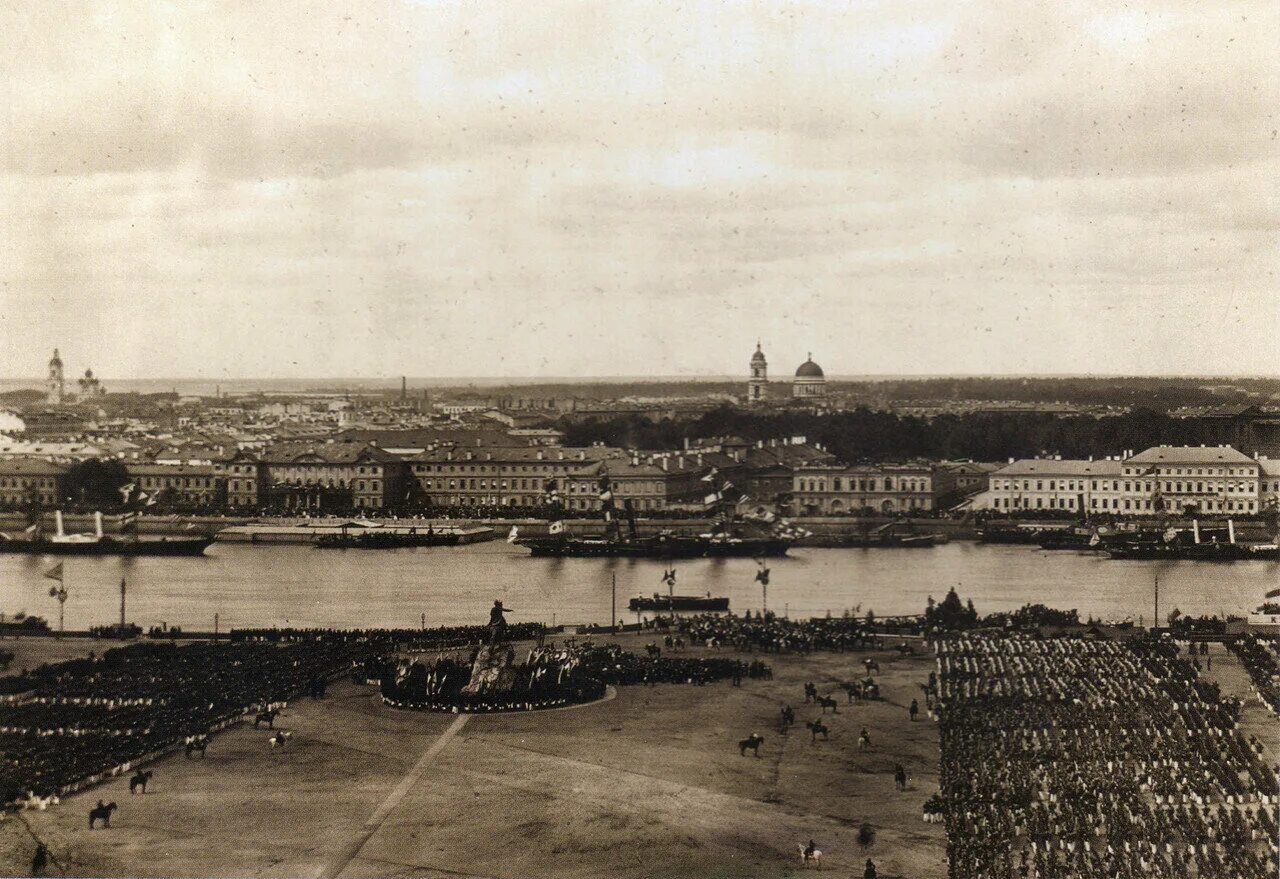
[49,348,62,367]
[794,357,824,378]
[750,343,766,363]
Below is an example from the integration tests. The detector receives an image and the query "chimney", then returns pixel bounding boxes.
[683,437,689,451]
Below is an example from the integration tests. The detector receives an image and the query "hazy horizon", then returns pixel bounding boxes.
[2,371,1279,395]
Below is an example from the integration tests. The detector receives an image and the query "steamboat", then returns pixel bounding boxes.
[0,511,213,557]
[512,472,793,559]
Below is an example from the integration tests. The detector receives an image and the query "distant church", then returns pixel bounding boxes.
[745,343,826,403]
[45,349,105,405]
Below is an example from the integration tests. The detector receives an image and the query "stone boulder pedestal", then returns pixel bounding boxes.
[462,644,519,695]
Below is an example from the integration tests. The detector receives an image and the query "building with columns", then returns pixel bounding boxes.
[986,445,1265,516]
[792,355,826,399]
[792,462,934,514]
[747,343,767,404]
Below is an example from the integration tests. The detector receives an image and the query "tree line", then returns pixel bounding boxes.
[559,406,1212,463]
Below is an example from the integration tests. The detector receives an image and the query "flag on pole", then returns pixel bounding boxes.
[700,467,719,483]
[43,563,64,582]
[118,483,136,503]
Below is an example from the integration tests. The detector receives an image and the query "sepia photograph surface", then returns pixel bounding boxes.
[1,2,1277,878]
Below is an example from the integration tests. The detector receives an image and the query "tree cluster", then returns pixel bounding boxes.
[560,405,1211,463]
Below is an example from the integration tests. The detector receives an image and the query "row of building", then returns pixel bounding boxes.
[2,436,1276,518]
[0,435,834,513]
[785,446,1280,517]
[979,445,1280,516]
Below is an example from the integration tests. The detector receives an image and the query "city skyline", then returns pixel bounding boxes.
[4,1,1277,380]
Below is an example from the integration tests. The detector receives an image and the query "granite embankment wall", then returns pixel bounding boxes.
[1,513,1271,544]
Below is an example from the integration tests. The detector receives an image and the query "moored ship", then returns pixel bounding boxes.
[512,471,795,559]
[1104,520,1278,562]
[314,522,467,549]
[0,511,213,557]
[629,594,730,612]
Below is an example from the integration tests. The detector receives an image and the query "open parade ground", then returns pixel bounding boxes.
[1,632,948,879]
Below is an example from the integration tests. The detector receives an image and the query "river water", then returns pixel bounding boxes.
[1,542,1274,633]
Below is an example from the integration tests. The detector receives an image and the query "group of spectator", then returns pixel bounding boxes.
[378,635,767,714]
[935,633,1278,878]
[231,622,543,651]
[1228,635,1280,715]
[676,612,903,653]
[0,639,366,805]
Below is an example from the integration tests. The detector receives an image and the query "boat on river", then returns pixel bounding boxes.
[1104,520,1278,561]
[314,521,466,549]
[0,511,213,557]
[838,521,941,549]
[628,594,730,612]
[513,471,793,559]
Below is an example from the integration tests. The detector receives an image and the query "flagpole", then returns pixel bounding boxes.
[611,572,617,634]
[45,562,67,638]
[1153,573,1159,633]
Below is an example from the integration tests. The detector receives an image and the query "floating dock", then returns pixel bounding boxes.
[215,521,495,545]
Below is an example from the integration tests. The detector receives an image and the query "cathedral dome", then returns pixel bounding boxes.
[750,343,767,363]
[794,357,823,378]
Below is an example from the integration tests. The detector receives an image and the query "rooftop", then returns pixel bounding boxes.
[995,459,1124,476]
[1126,445,1256,466]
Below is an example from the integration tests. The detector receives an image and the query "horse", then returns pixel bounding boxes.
[863,658,880,675]
[780,705,796,730]
[843,682,863,704]
[817,695,840,714]
[858,728,871,750]
[184,735,209,759]
[253,709,278,729]
[893,764,908,792]
[797,843,823,868]
[129,769,152,795]
[894,641,915,656]
[803,682,817,703]
[739,733,765,758]
[269,731,293,748]
[806,720,829,742]
[88,801,117,829]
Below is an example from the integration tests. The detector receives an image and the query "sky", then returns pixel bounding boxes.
[1,0,1276,381]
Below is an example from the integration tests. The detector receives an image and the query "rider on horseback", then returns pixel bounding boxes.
[488,600,510,646]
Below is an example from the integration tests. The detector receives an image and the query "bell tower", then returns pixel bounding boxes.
[46,349,65,405]
[748,341,767,404]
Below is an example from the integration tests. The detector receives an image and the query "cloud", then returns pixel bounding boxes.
[0,0,1276,379]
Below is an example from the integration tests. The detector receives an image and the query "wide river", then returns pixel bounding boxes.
[1,541,1275,633]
